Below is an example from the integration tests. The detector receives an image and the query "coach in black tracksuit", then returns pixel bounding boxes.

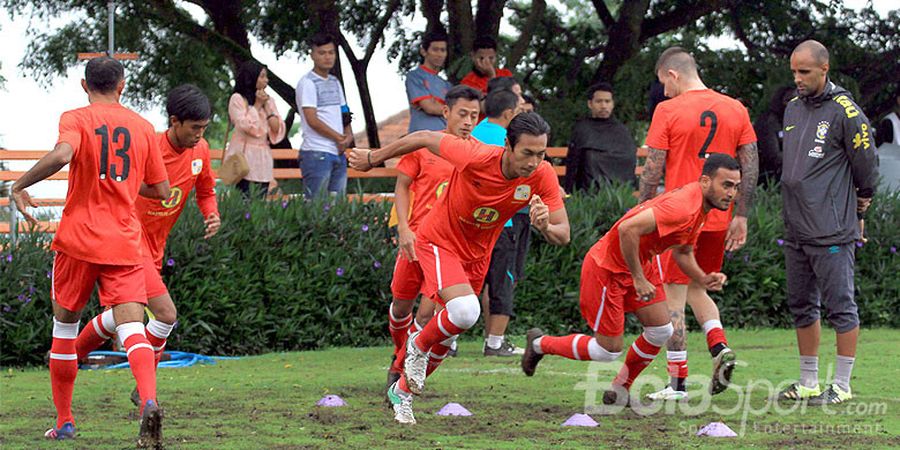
[778,41,879,405]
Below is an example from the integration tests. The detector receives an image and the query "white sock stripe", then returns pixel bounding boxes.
[592,286,607,332]
[153,344,166,352]
[572,334,585,360]
[428,352,449,360]
[116,322,146,341]
[436,313,452,337]
[146,319,175,339]
[667,350,687,362]
[93,317,112,339]
[431,244,443,290]
[49,353,78,361]
[702,320,723,334]
[126,343,153,356]
[52,319,80,339]
[631,341,655,360]
[533,336,544,354]
[51,254,57,302]
[100,309,116,334]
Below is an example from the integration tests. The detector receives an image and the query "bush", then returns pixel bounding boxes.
[2,185,898,366]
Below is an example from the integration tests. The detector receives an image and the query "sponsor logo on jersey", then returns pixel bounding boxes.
[852,123,871,150]
[191,158,203,175]
[436,181,449,198]
[514,184,531,201]
[473,207,500,224]
[834,95,859,119]
[807,146,825,159]
[784,125,796,132]
[161,187,183,209]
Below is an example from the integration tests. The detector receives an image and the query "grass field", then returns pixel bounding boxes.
[2,329,898,449]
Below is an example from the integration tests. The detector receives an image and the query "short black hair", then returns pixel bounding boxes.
[85,56,124,94]
[487,76,519,94]
[702,153,741,177]
[522,93,536,110]
[507,112,551,149]
[587,82,613,100]
[421,30,448,51]
[473,35,498,52]
[445,85,481,110]
[309,33,336,49]
[484,89,519,119]
[167,84,212,122]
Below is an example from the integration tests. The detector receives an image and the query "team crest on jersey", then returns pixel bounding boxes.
[436,181,449,199]
[513,185,531,201]
[807,146,825,159]
[473,207,500,224]
[815,121,829,143]
[161,187,183,209]
[191,159,203,175]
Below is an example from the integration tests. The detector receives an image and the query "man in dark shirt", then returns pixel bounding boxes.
[565,82,637,192]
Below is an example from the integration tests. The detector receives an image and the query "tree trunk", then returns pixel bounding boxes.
[592,0,650,84]
[507,0,545,69]
[421,0,445,34]
[447,0,474,81]
[474,0,507,39]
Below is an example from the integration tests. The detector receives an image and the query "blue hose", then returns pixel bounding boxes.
[84,350,239,370]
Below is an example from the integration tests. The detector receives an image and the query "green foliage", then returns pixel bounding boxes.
[2,185,898,366]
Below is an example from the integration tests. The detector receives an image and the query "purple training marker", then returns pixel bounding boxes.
[436,403,473,416]
[316,394,347,407]
[696,422,737,437]
[562,413,599,427]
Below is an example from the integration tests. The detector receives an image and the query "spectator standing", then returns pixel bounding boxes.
[564,82,637,192]
[297,33,353,199]
[225,60,286,198]
[460,36,514,95]
[406,30,452,132]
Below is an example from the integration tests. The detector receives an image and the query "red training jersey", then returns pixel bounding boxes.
[395,145,455,232]
[588,182,708,275]
[135,133,219,267]
[645,89,756,231]
[51,102,167,265]
[460,68,514,94]
[418,135,564,262]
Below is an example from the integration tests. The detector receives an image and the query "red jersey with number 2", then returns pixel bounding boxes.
[645,89,755,231]
[51,102,167,265]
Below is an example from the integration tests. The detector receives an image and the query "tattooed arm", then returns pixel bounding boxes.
[638,147,667,202]
[725,141,759,251]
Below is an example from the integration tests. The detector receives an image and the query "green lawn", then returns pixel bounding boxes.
[2,329,898,449]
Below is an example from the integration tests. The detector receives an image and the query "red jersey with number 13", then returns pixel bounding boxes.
[51,102,167,266]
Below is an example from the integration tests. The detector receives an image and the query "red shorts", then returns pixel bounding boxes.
[415,240,489,306]
[579,254,666,337]
[52,252,147,312]
[661,230,728,285]
[143,257,169,299]
[390,251,425,300]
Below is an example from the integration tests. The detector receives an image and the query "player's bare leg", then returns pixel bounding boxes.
[648,283,689,401]
[604,302,673,407]
[45,301,82,440]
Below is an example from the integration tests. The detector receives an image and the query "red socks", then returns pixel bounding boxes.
[75,309,115,361]
[49,319,79,428]
[413,308,464,354]
[117,322,157,410]
[614,334,662,390]
[145,319,174,366]
[703,320,728,350]
[538,334,593,360]
[388,306,413,356]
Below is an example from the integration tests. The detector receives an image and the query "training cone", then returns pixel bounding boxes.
[436,403,473,416]
[696,422,737,437]
[316,394,347,407]
[562,413,599,427]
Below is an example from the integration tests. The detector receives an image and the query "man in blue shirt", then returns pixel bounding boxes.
[405,30,452,132]
[471,88,527,357]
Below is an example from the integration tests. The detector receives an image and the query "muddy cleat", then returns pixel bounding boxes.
[130,386,142,407]
[709,347,736,395]
[448,339,458,357]
[521,328,545,376]
[385,362,402,407]
[387,381,416,424]
[403,331,428,395]
[777,382,822,402]
[602,387,630,407]
[807,383,852,406]
[484,339,524,357]
[44,422,76,440]
[646,386,688,401]
[137,400,163,449]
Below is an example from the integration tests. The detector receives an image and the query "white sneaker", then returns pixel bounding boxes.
[404,331,428,395]
[387,382,416,424]
[646,386,688,401]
